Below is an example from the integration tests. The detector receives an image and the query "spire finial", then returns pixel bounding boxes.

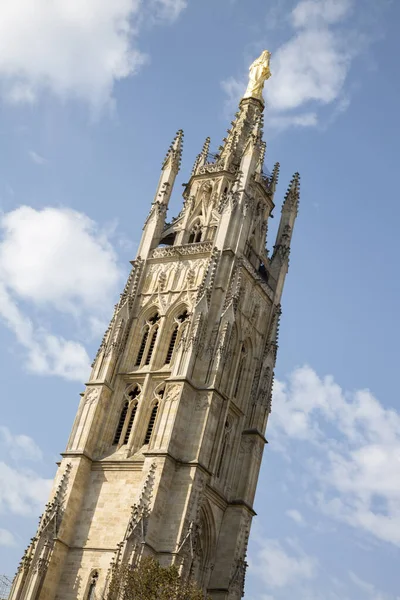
[268,162,280,195]
[162,129,184,172]
[282,172,300,215]
[191,136,211,175]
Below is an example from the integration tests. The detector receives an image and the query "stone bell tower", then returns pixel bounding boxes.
[10,51,299,600]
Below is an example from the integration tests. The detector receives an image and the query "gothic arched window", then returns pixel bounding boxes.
[164,309,189,365]
[144,402,159,445]
[136,312,160,367]
[86,571,98,600]
[188,221,203,244]
[113,401,128,445]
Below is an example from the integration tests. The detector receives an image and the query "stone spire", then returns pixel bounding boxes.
[270,172,300,287]
[191,136,211,176]
[137,129,184,258]
[162,129,184,172]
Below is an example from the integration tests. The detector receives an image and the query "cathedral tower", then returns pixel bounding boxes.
[10,51,299,600]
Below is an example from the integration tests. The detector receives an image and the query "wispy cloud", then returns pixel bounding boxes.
[250,537,317,589]
[271,365,400,547]
[28,150,47,166]
[0,427,43,462]
[0,528,16,547]
[0,427,52,522]
[286,509,306,525]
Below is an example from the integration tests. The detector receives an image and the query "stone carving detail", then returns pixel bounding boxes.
[151,242,213,259]
[125,463,156,543]
[14,463,72,580]
[195,393,210,411]
[164,384,182,404]
[228,512,251,597]
[242,255,273,301]
[84,387,101,405]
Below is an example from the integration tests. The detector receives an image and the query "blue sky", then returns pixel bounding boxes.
[0,0,399,597]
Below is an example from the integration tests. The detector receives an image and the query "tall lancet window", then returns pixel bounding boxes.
[123,403,138,445]
[113,401,128,445]
[86,571,98,600]
[144,402,159,445]
[135,327,149,366]
[122,385,140,445]
[136,312,160,367]
[164,309,189,365]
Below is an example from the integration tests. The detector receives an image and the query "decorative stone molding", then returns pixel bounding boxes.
[151,242,213,259]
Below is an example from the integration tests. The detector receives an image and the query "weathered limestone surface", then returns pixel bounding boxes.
[10,55,299,600]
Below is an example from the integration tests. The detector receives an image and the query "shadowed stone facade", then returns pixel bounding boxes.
[9,66,299,600]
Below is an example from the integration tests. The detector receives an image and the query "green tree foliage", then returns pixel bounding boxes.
[106,556,209,600]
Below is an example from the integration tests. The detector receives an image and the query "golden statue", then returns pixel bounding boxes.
[243,50,271,102]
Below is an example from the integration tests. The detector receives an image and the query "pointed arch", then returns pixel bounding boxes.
[164,306,190,365]
[188,218,203,244]
[86,570,98,600]
[135,308,161,368]
[192,501,216,589]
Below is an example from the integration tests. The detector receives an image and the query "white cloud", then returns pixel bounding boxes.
[0,206,121,381]
[0,427,42,462]
[0,206,121,315]
[250,537,317,588]
[0,0,187,109]
[271,366,400,546]
[28,150,47,165]
[266,27,352,112]
[222,0,367,130]
[0,528,16,547]
[0,462,52,516]
[286,509,305,525]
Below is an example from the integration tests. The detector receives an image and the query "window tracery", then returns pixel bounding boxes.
[164,309,189,365]
[113,384,141,446]
[135,312,161,367]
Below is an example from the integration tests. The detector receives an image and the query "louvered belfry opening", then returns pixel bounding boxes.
[165,310,189,365]
[144,402,159,445]
[145,327,159,365]
[165,325,179,364]
[113,401,129,445]
[135,327,149,366]
[123,403,138,445]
